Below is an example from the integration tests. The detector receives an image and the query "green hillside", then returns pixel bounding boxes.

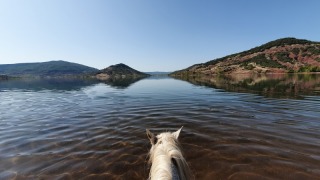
[0,60,98,77]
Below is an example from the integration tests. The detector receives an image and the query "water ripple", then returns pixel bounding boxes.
[0,77,320,179]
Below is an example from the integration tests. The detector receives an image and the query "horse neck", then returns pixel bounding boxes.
[149,143,192,180]
[150,146,173,180]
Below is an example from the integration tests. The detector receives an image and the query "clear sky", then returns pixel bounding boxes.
[0,0,320,71]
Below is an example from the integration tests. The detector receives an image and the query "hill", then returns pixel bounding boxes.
[95,63,150,80]
[0,60,98,77]
[171,38,320,76]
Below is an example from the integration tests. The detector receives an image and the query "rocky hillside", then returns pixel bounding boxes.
[0,60,98,77]
[95,63,150,80]
[171,38,320,76]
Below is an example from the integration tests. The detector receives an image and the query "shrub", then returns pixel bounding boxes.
[288,69,295,73]
[276,52,294,63]
[306,46,320,55]
[298,66,320,72]
[244,64,255,70]
[311,66,320,72]
[292,48,300,55]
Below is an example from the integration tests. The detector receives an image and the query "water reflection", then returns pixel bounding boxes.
[0,76,147,91]
[98,76,147,89]
[0,78,99,92]
[173,73,320,99]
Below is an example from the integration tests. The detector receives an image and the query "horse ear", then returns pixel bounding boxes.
[146,129,155,145]
[172,126,183,139]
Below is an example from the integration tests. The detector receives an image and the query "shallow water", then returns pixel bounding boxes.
[0,75,320,180]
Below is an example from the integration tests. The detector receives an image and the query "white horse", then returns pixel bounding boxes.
[146,127,193,180]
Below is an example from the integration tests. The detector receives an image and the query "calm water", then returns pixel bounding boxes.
[0,75,320,180]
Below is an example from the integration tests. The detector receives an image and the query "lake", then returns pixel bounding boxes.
[0,74,320,180]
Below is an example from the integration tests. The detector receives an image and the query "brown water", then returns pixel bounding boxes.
[0,75,320,180]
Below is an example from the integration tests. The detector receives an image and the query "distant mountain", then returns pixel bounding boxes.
[171,38,320,76]
[0,75,9,80]
[145,72,171,75]
[95,63,150,80]
[0,60,98,77]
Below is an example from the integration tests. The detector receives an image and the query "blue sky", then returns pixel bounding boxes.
[0,0,320,71]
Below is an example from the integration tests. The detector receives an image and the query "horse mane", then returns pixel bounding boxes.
[147,128,193,180]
